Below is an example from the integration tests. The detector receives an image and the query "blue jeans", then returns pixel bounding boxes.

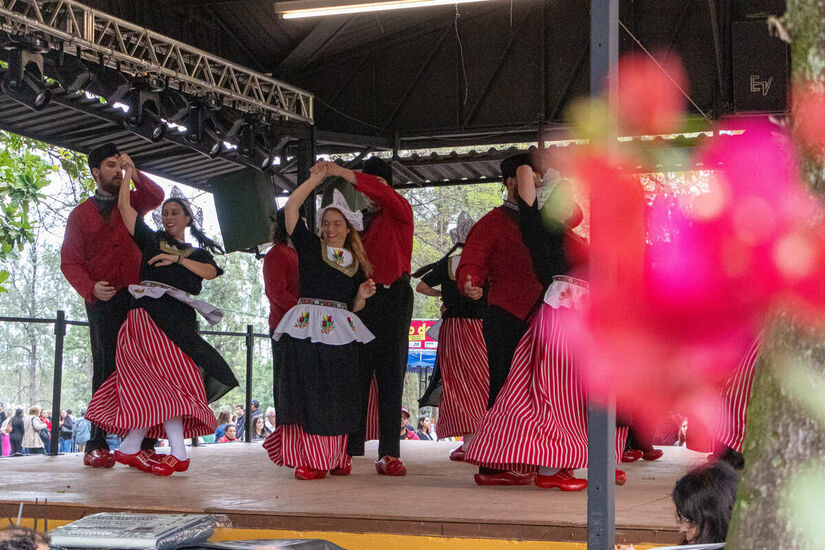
[59,439,73,453]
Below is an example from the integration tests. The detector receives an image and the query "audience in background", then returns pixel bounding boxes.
[672,461,740,545]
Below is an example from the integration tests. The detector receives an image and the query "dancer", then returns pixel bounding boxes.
[457,153,545,484]
[61,144,164,468]
[321,159,415,476]
[85,168,238,476]
[466,161,629,489]
[263,208,299,407]
[263,162,376,480]
[414,211,488,461]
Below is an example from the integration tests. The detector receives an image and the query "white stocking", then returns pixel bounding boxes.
[163,417,188,461]
[461,432,475,449]
[119,428,148,455]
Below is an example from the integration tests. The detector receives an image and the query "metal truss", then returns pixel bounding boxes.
[0,0,314,122]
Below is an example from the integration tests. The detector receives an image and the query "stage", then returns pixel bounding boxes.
[0,441,708,547]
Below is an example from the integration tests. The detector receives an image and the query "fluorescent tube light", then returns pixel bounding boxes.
[277,0,489,19]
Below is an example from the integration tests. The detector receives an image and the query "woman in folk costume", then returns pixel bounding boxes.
[86,174,238,476]
[414,212,489,461]
[466,163,629,490]
[264,161,377,480]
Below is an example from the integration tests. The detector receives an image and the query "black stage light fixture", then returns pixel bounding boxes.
[1,46,52,111]
[45,49,92,93]
[86,66,131,104]
[159,88,190,123]
[238,120,257,159]
[122,80,166,142]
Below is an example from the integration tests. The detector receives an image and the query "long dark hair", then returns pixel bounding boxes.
[160,198,225,255]
[672,461,739,544]
[270,208,290,246]
[412,243,461,279]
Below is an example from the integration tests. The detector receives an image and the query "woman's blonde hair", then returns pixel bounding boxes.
[28,405,41,416]
[322,208,373,278]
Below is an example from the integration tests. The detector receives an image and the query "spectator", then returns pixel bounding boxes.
[8,408,24,456]
[672,461,740,545]
[1,412,11,457]
[217,424,237,443]
[23,406,47,455]
[214,410,231,442]
[251,416,270,441]
[0,526,50,550]
[40,409,52,450]
[416,416,434,441]
[72,407,92,452]
[400,407,419,441]
[0,402,6,426]
[264,407,277,432]
[234,404,246,439]
[59,409,74,453]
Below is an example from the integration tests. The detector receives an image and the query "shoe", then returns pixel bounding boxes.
[83,449,115,469]
[449,446,466,462]
[535,469,588,491]
[295,465,327,480]
[151,455,190,476]
[621,449,643,463]
[330,455,352,476]
[642,448,664,461]
[616,469,627,486]
[473,471,534,486]
[375,455,407,476]
[114,449,162,473]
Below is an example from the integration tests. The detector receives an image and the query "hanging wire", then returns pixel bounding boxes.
[619,20,711,122]
[314,96,382,130]
[455,5,469,106]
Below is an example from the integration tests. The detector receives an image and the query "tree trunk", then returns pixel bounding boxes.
[726,2,825,549]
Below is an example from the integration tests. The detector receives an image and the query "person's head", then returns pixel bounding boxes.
[320,208,373,277]
[224,424,236,440]
[235,404,244,417]
[362,157,393,187]
[66,409,72,416]
[400,407,411,430]
[0,526,50,550]
[417,416,431,433]
[672,462,740,545]
[253,416,265,434]
[42,409,50,419]
[80,407,87,418]
[161,198,192,242]
[60,409,67,419]
[216,410,231,425]
[500,152,539,201]
[270,208,290,246]
[251,399,260,412]
[28,405,41,417]
[88,143,122,195]
[14,408,23,418]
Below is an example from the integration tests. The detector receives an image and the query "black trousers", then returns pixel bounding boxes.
[482,305,529,409]
[85,289,155,453]
[347,278,414,459]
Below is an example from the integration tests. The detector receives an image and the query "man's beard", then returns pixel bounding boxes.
[99,175,122,195]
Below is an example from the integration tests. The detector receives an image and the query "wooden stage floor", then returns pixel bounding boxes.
[0,441,708,545]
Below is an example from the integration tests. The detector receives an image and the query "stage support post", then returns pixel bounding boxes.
[245,324,254,443]
[50,310,66,455]
[296,126,317,231]
[587,1,619,549]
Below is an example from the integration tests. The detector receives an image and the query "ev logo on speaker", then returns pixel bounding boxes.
[750,75,774,96]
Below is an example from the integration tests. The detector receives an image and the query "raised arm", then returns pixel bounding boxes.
[130,167,165,214]
[284,162,327,235]
[516,164,538,206]
[117,156,137,236]
[324,161,413,223]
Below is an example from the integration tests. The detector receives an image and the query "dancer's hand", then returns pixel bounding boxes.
[358,279,377,299]
[148,253,180,267]
[463,275,483,300]
[118,153,136,174]
[93,281,116,302]
[310,160,329,179]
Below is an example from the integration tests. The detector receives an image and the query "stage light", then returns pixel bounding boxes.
[45,50,92,93]
[122,81,166,142]
[275,0,488,19]
[238,121,256,159]
[160,88,190,123]
[86,68,131,104]
[1,47,52,111]
[209,140,225,158]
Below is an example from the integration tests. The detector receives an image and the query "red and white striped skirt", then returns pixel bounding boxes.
[263,425,349,470]
[435,317,489,438]
[466,304,627,471]
[715,338,759,452]
[85,308,217,440]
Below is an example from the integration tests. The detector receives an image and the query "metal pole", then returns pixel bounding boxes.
[588,1,618,549]
[49,310,66,456]
[244,324,254,443]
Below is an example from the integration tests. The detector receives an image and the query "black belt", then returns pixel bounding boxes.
[380,273,410,289]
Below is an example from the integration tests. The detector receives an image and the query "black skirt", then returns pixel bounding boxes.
[275,334,362,436]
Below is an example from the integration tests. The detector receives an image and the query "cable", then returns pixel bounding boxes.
[314,96,382,130]
[618,20,711,122]
[455,5,469,106]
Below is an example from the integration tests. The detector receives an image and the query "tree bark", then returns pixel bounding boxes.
[726,2,825,549]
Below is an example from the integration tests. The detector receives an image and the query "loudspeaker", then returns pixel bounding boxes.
[210,168,277,253]
[732,20,789,113]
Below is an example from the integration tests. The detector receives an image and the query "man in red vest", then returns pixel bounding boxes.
[61,144,164,468]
